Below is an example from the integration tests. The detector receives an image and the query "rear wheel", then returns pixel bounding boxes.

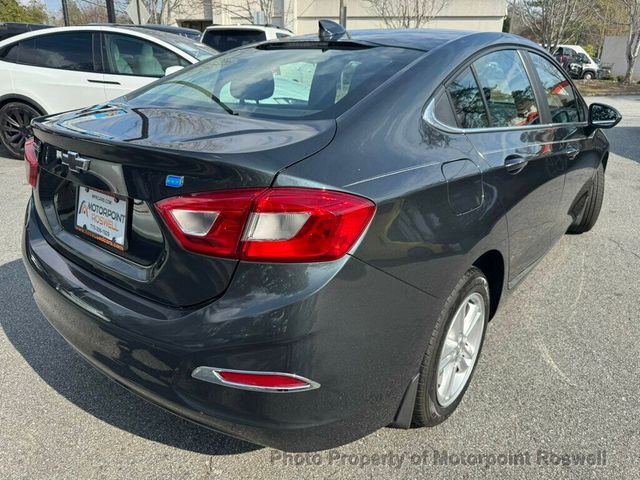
[412,267,489,426]
[568,163,605,234]
[582,71,595,80]
[0,102,41,159]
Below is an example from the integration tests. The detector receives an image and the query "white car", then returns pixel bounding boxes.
[0,25,217,157]
[200,24,292,52]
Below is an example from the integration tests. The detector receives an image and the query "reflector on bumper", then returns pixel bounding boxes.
[191,367,320,393]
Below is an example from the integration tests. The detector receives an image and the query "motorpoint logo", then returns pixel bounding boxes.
[78,200,125,223]
[78,200,89,216]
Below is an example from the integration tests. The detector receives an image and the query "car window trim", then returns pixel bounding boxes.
[516,49,551,125]
[92,32,103,73]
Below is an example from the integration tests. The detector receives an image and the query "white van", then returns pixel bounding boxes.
[554,45,599,80]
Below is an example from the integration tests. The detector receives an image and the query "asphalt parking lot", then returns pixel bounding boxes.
[1,96,639,479]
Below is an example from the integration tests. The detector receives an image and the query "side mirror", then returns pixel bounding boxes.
[588,103,621,129]
[164,65,184,76]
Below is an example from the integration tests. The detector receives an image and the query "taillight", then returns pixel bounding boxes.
[156,188,375,262]
[24,138,38,187]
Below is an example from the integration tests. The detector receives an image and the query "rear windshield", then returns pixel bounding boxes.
[124,46,422,120]
[201,29,267,51]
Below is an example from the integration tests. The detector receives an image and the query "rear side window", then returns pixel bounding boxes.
[201,29,267,52]
[446,68,489,129]
[10,32,94,71]
[126,46,422,120]
[473,50,540,127]
[528,53,582,123]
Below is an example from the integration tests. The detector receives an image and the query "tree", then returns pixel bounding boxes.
[147,0,189,24]
[365,0,450,28]
[620,0,640,83]
[0,0,49,23]
[212,0,292,28]
[508,0,591,52]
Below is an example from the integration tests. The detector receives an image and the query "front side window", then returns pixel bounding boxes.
[446,68,489,129]
[473,50,540,128]
[529,53,582,124]
[125,46,421,119]
[104,33,189,78]
[6,32,94,71]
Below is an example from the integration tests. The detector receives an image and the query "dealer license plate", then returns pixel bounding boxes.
[75,187,128,251]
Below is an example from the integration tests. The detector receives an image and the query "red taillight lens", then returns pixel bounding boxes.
[24,138,38,187]
[156,187,375,262]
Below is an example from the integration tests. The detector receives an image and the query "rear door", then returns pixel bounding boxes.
[7,31,107,113]
[447,49,566,284]
[100,32,190,101]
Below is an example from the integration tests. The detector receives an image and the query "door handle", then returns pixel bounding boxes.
[565,146,580,160]
[504,154,529,174]
[87,79,121,85]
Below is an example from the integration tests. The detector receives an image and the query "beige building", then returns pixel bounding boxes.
[168,0,507,34]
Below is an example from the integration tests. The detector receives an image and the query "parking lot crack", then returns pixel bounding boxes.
[607,237,640,262]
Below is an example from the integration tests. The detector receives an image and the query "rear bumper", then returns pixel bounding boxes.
[22,199,438,451]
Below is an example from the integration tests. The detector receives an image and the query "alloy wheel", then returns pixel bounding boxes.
[436,292,485,407]
[1,104,37,156]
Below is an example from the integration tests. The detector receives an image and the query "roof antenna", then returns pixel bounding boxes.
[318,19,350,41]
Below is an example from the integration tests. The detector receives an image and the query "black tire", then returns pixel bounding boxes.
[567,163,605,234]
[0,101,41,159]
[582,71,595,80]
[412,267,489,427]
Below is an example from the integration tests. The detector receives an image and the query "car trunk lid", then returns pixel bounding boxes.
[31,104,336,307]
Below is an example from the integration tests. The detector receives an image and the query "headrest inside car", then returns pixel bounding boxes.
[230,74,275,101]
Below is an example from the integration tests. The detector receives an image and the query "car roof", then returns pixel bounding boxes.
[290,28,535,52]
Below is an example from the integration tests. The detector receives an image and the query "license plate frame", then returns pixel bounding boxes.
[75,186,129,251]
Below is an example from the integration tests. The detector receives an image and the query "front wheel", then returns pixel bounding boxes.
[0,102,41,159]
[582,71,595,80]
[567,163,605,234]
[412,267,489,426]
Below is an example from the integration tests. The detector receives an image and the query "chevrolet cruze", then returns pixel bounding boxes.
[22,22,621,451]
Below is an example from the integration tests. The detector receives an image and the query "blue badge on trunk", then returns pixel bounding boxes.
[166,175,184,188]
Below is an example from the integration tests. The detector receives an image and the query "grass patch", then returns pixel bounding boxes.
[574,79,640,96]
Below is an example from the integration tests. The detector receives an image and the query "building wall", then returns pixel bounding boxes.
[601,36,636,80]
[167,0,507,34]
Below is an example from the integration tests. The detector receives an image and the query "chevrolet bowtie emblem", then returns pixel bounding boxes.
[61,151,90,173]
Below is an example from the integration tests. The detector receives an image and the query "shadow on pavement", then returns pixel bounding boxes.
[605,126,640,163]
[0,258,260,455]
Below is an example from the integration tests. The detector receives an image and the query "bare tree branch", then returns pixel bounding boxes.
[365,0,450,29]
[509,0,592,52]
[212,0,294,27]
[619,0,640,82]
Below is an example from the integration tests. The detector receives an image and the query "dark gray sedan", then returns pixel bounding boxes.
[22,22,620,451]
